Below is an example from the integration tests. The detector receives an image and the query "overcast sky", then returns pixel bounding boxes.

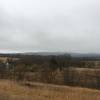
[0,0,100,53]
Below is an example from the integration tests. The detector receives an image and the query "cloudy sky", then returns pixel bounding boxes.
[0,0,100,53]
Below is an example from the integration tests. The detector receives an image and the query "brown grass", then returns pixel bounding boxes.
[0,80,100,100]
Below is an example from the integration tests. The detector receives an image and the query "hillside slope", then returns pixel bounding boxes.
[0,80,100,100]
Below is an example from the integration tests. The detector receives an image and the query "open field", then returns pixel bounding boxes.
[0,56,100,100]
[0,80,100,100]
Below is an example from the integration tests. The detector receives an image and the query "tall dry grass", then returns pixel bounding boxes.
[0,80,100,100]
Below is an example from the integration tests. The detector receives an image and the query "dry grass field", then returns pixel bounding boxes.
[0,80,100,100]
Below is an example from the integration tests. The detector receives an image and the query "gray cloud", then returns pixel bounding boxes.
[0,0,100,53]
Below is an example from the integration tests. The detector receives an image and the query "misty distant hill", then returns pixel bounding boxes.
[0,52,100,60]
[71,53,100,58]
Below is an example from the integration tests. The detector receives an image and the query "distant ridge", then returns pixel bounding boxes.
[0,52,100,59]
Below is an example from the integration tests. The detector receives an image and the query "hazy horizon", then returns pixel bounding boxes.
[0,0,100,53]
